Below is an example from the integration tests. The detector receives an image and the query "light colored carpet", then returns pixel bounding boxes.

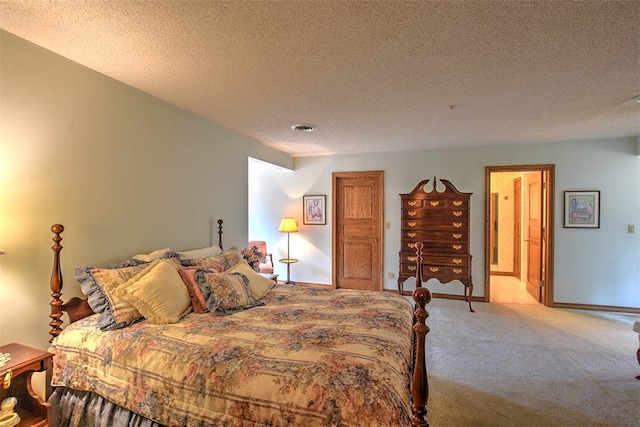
[419,282,640,426]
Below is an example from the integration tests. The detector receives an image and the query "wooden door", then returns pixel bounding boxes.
[524,172,543,301]
[332,171,384,291]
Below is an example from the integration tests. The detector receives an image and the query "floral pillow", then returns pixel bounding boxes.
[76,257,183,330]
[177,266,210,314]
[241,245,264,271]
[194,270,264,315]
[181,249,243,271]
[75,263,148,330]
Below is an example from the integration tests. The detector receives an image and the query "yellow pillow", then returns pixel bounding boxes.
[227,261,276,299]
[117,259,191,324]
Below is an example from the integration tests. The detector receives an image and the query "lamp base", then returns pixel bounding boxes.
[284,280,296,285]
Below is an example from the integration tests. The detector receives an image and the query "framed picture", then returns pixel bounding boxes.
[564,191,600,228]
[303,195,326,225]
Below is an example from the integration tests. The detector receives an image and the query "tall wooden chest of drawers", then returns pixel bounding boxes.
[398,177,474,311]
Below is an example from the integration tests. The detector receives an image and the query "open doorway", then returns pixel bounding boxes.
[485,165,555,306]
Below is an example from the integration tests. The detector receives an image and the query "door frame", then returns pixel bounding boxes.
[513,177,522,279]
[485,165,555,307]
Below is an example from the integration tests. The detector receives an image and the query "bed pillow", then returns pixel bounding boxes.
[131,248,173,263]
[177,266,211,313]
[227,261,276,299]
[106,249,178,269]
[193,270,264,315]
[117,259,191,324]
[177,245,223,261]
[75,263,150,330]
[181,249,243,271]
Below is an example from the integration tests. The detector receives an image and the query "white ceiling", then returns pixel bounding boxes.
[1,1,639,157]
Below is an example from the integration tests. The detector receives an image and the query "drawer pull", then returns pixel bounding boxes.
[408,221,417,227]
[408,200,419,206]
[453,233,462,239]
[429,201,440,207]
[453,244,462,250]
[453,211,462,217]
[453,222,462,228]
[453,258,462,264]
[408,211,417,217]
[429,267,439,273]
[3,369,12,389]
[408,266,416,271]
[453,268,462,274]
[407,232,416,238]
[407,256,416,262]
[408,243,416,248]
[453,200,463,206]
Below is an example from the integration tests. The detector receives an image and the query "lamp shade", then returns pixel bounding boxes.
[278,217,298,233]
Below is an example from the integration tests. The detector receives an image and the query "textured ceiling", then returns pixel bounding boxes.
[1,1,639,157]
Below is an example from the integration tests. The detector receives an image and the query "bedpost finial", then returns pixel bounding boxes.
[50,224,64,342]
[217,219,224,251]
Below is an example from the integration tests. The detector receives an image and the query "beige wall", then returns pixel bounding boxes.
[0,31,291,350]
[251,140,640,309]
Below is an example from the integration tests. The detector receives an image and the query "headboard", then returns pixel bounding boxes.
[48,219,225,342]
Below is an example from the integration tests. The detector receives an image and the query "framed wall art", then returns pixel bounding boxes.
[303,195,326,225]
[564,190,600,228]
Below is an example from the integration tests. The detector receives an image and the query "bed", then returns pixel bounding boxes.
[47,220,431,426]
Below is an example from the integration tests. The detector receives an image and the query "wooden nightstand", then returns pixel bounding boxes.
[0,343,52,427]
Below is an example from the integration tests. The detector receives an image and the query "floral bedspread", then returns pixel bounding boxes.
[50,285,415,427]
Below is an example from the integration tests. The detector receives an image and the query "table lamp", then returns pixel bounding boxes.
[278,217,298,284]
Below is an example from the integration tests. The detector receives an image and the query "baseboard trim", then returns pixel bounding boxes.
[387,289,640,313]
[552,302,640,314]
[287,281,332,289]
[490,271,514,276]
[295,285,639,314]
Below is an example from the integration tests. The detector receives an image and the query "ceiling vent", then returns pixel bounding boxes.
[291,123,316,132]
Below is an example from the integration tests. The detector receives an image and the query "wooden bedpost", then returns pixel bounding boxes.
[217,219,224,250]
[49,224,64,343]
[411,242,431,426]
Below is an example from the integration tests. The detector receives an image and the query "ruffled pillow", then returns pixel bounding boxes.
[194,270,264,315]
[76,257,182,330]
[227,261,276,299]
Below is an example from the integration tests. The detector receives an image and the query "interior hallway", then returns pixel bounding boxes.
[490,275,539,305]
